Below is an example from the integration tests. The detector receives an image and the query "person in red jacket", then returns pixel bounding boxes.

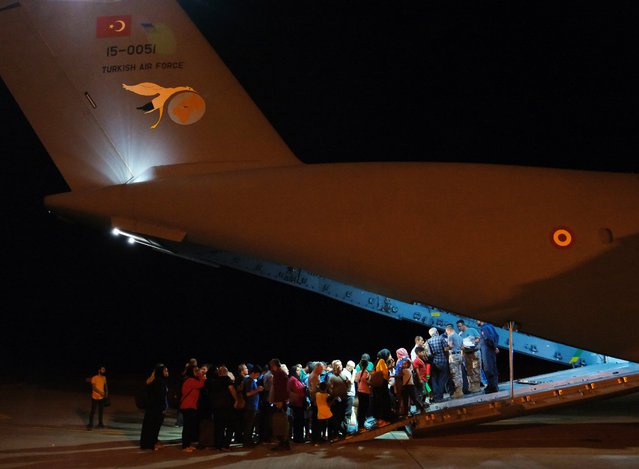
[180,365,205,452]
[413,346,432,405]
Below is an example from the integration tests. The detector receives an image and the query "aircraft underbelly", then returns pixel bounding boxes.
[44,163,639,360]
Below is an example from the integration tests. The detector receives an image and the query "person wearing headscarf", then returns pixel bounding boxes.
[394,348,410,416]
[371,348,393,426]
[354,356,372,431]
[140,363,170,450]
[288,364,308,443]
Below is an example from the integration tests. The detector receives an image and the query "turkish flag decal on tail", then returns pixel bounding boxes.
[96,15,131,38]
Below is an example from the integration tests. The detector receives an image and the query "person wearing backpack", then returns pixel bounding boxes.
[399,358,428,415]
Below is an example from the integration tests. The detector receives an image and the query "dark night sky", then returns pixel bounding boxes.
[1,1,637,384]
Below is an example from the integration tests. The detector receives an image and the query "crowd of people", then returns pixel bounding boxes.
[86,319,502,452]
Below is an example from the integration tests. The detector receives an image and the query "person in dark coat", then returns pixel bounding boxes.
[140,363,170,450]
[371,349,393,426]
[209,364,238,451]
[197,363,215,449]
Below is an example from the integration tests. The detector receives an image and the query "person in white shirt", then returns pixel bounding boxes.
[410,335,426,361]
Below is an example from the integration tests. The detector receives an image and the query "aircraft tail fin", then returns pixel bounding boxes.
[0,0,300,191]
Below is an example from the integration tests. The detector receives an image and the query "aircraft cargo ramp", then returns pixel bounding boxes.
[342,361,639,443]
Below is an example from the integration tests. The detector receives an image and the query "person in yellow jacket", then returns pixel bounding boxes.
[314,381,333,444]
[87,365,108,430]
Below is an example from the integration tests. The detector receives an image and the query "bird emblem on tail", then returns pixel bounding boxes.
[122,82,205,128]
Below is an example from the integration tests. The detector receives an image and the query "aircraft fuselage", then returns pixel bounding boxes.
[44,162,639,361]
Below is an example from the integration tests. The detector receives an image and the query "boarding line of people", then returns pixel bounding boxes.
[87,320,501,451]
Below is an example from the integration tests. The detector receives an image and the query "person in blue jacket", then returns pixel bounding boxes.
[477,320,500,394]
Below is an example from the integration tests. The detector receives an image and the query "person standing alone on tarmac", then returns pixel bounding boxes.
[87,365,108,430]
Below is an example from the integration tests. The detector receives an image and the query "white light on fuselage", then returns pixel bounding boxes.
[127,237,135,245]
[112,228,121,236]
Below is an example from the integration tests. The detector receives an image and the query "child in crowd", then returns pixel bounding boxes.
[400,359,427,415]
[314,381,333,445]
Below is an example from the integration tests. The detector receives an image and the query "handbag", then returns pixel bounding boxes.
[271,407,289,438]
[367,369,386,388]
[102,396,111,407]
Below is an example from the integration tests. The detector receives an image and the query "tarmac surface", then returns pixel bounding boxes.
[0,381,638,468]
